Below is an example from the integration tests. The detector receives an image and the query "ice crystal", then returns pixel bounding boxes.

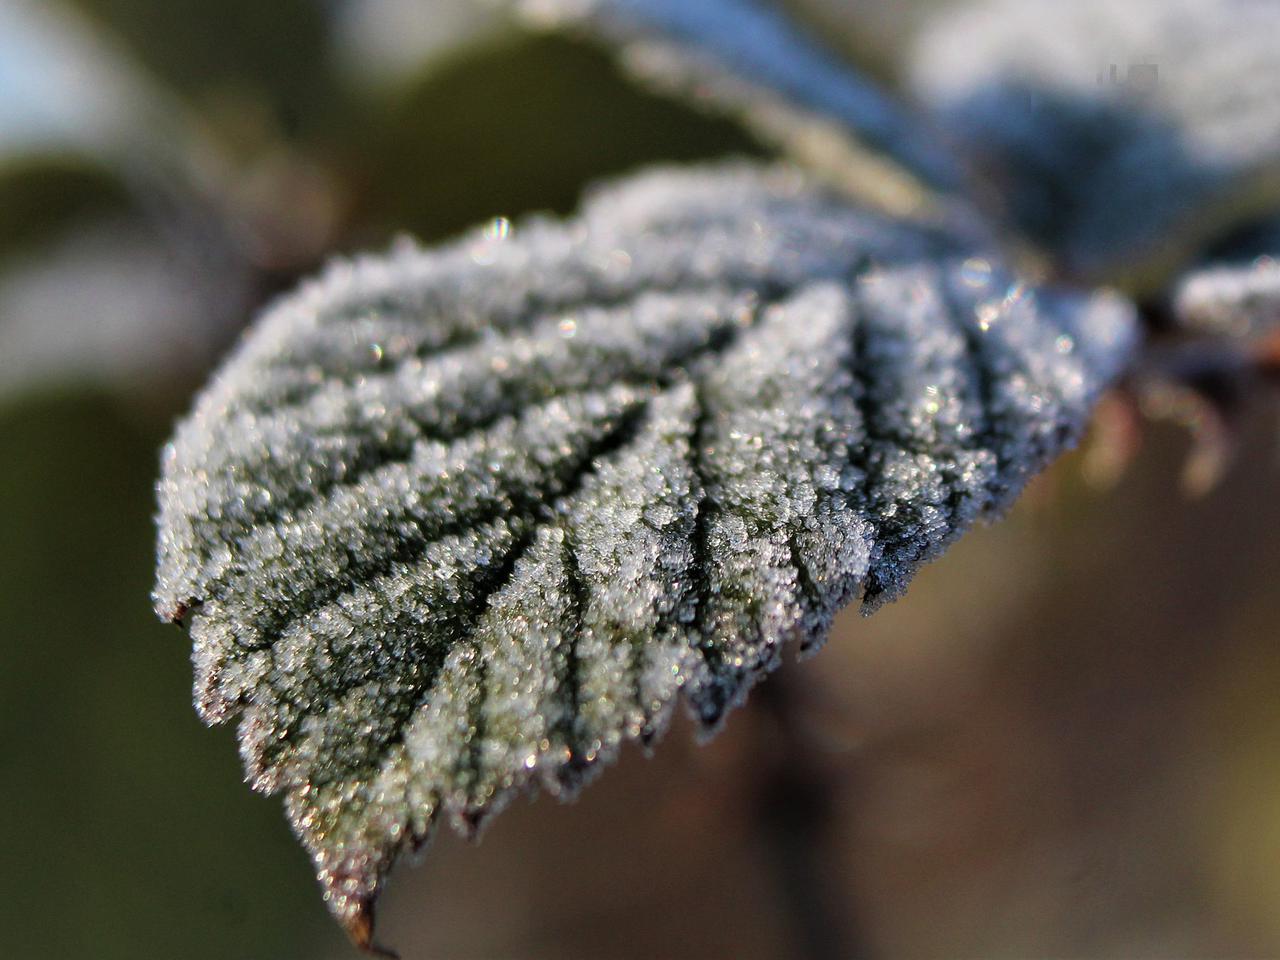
[910,0,1280,283]
[1170,218,1280,338]
[1175,259,1280,339]
[154,163,1136,949]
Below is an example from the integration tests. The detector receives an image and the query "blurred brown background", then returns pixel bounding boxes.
[2,2,1279,958]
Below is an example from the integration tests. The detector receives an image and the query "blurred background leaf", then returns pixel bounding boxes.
[350,32,761,244]
[64,0,337,140]
[0,156,130,262]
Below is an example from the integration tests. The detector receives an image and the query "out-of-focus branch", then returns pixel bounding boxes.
[751,671,869,960]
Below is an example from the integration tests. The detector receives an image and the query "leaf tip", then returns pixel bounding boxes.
[324,883,397,958]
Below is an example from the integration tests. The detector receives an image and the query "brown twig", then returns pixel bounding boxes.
[751,671,870,960]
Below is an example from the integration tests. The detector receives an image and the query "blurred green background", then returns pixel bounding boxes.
[3,2,1280,958]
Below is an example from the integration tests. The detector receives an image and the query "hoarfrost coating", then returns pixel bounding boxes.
[154,163,1136,946]
[911,0,1280,282]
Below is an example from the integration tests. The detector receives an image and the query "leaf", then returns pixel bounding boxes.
[66,0,335,135]
[1174,259,1280,339]
[0,0,141,157]
[0,0,209,171]
[358,32,761,245]
[0,218,249,400]
[909,0,1280,289]
[153,163,1136,951]
[0,154,129,263]
[1170,219,1280,338]
[335,0,503,89]
[505,0,963,196]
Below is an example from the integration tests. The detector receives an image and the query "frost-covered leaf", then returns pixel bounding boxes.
[910,0,1280,287]
[154,163,1136,951]
[334,0,502,89]
[506,0,962,195]
[1174,259,1280,339]
[1169,219,1280,338]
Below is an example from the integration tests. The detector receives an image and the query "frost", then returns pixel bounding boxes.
[1174,259,1280,339]
[153,163,1136,950]
[508,0,961,192]
[910,0,1280,284]
[1172,218,1280,338]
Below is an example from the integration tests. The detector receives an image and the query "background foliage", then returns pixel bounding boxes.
[3,1,1280,957]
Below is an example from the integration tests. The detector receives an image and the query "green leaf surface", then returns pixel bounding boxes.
[355,32,761,245]
[0,154,129,263]
[154,163,1136,951]
[68,0,336,137]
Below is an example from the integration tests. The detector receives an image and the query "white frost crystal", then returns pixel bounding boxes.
[153,163,1136,947]
[1174,259,1280,338]
[910,0,1280,281]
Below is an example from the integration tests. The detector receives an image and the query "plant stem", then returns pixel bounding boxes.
[752,671,870,960]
